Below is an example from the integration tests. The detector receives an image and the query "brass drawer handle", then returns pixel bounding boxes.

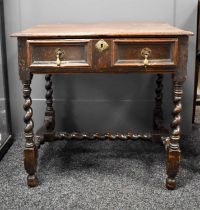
[95,39,109,52]
[141,48,151,68]
[55,48,65,66]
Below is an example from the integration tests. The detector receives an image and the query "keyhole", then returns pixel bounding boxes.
[101,43,104,48]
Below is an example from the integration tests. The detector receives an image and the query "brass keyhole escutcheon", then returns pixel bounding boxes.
[55,48,65,66]
[141,48,151,69]
[95,39,109,52]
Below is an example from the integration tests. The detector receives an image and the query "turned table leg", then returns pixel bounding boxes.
[23,76,38,187]
[44,74,55,131]
[153,74,164,131]
[166,80,183,190]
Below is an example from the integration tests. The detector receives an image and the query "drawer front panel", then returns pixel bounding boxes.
[27,39,92,68]
[112,38,178,68]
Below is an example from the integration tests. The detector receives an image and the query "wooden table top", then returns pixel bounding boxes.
[12,22,193,38]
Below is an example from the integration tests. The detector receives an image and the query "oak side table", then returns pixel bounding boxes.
[12,22,193,190]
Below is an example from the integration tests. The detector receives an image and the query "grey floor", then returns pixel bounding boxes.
[1,128,200,210]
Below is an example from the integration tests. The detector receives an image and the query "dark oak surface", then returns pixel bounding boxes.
[14,22,192,190]
[12,22,193,37]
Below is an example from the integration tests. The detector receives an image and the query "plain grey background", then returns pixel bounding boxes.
[0,0,9,142]
[3,0,198,135]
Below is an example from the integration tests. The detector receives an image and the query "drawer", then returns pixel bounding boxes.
[26,38,179,73]
[27,39,92,68]
[112,38,178,68]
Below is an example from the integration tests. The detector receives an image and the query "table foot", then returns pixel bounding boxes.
[24,144,38,188]
[166,146,180,190]
[166,177,176,190]
[27,174,39,187]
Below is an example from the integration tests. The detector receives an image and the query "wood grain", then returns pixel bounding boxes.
[12,22,193,37]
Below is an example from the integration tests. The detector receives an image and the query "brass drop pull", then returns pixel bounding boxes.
[56,53,61,66]
[141,48,151,69]
[55,48,65,66]
[144,54,149,66]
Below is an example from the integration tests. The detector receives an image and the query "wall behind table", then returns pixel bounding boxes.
[3,0,198,135]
